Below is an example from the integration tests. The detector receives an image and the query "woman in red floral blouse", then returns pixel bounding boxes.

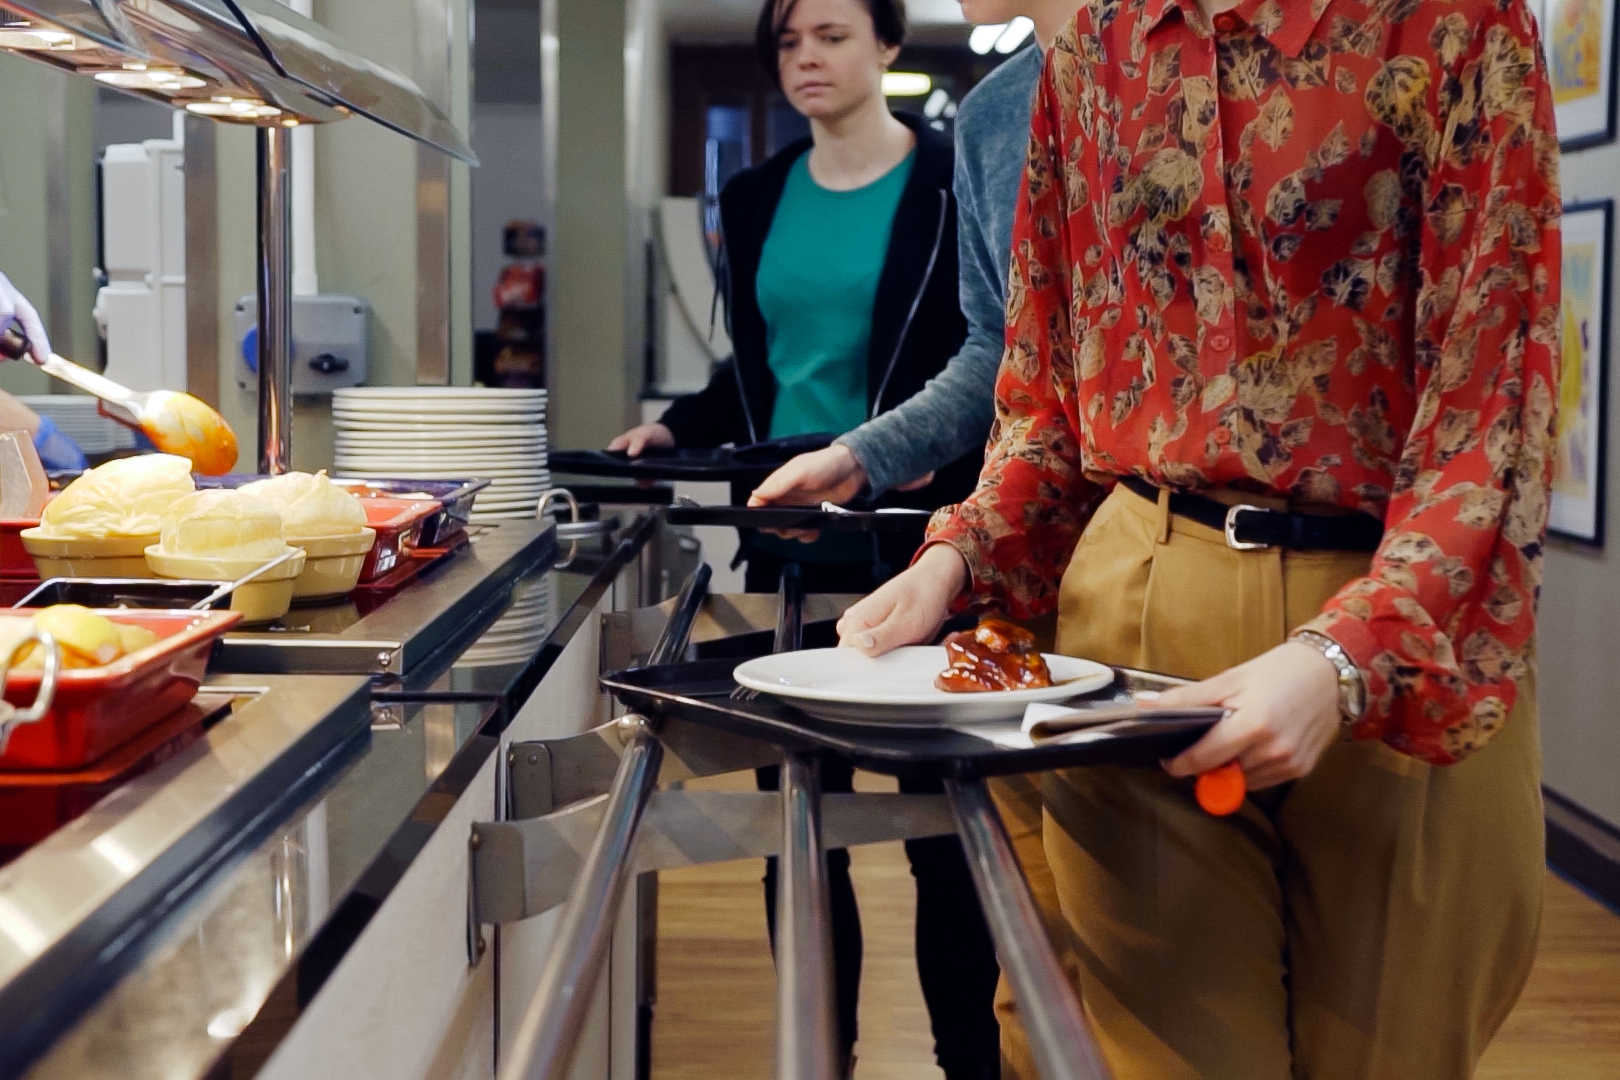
[838,0,1562,1075]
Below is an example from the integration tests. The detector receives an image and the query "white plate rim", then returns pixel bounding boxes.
[732,647,1113,711]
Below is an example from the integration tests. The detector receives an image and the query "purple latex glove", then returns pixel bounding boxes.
[0,272,50,365]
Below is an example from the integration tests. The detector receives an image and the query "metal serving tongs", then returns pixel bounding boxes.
[0,617,61,754]
[0,320,239,475]
[188,548,303,610]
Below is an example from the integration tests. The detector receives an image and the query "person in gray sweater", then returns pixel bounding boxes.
[747,0,1078,506]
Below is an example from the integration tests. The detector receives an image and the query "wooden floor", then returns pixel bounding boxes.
[651,771,1620,1080]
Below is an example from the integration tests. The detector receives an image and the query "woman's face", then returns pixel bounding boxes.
[957,0,1026,25]
[775,0,900,122]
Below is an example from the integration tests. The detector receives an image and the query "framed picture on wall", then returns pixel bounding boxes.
[1540,0,1620,150]
[1550,200,1612,546]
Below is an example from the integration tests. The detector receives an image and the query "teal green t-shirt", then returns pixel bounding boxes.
[756,150,914,439]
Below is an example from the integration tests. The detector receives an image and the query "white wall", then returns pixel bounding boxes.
[1540,143,1620,830]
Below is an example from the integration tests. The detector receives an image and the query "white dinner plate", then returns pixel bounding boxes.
[333,402,545,415]
[333,408,543,421]
[333,416,545,432]
[336,387,546,400]
[336,464,547,480]
[731,646,1114,726]
[337,453,546,469]
[336,430,547,446]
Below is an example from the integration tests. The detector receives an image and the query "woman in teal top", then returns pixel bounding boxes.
[757,149,913,440]
[610,2,995,1077]
[611,0,980,595]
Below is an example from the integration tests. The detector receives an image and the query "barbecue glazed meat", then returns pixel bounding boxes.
[935,617,1054,693]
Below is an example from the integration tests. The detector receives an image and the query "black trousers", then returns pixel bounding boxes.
[745,547,1000,1078]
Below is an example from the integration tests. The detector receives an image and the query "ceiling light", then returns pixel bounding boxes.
[186,97,282,120]
[969,23,1006,55]
[881,71,932,97]
[0,27,77,50]
[923,88,949,119]
[994,17,1034,53]
[94,66,207,92]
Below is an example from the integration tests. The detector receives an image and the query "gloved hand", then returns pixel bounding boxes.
[0,272,50,365]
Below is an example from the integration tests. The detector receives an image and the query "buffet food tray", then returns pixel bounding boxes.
[208,520,557,677]
[601,658,1218,781]
[195,475,488,549]
[1,609,243,771]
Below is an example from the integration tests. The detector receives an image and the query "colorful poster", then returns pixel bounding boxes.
[1545,0,1618,147]
[1551,203,1611,544]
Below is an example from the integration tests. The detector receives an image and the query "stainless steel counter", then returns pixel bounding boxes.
[11,512,664,1080]
[212,521,560,678]
[0,675,372,1078]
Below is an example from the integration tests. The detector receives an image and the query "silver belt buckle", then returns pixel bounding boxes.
[1224,504,1271,551]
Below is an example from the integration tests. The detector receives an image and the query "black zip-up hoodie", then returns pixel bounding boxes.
[658,113,978,510]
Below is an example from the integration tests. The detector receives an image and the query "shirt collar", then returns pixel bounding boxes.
[1140,0,1332,59]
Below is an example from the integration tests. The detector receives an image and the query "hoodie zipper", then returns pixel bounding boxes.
[870,187,949,421]
[718,221,762,444]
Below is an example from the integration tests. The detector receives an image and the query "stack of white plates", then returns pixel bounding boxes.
[332,387,549,523]
[459,576,553,667]
[20,395,137,455]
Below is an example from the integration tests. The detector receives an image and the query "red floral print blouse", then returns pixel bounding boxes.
[926,0,1562,764]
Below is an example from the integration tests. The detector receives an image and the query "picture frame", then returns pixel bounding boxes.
[1538,0,1620,151]
[1550,199,1612,546]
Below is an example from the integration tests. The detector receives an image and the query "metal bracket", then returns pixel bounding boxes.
[506,715,784,819]
[471,790,955,925]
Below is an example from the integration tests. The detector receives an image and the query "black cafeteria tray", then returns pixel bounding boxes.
[662,505,931,534]
[551,434,835,483]
[601,658,1219,781]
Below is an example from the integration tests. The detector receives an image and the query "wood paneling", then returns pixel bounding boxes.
[655,772,1620,1079]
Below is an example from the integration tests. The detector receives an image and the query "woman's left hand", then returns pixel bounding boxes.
[1156,641,1344,790]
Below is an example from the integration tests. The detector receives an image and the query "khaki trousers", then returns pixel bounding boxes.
[996,484,1544,1080]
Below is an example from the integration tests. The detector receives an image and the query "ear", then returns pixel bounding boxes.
[877,40,901,68]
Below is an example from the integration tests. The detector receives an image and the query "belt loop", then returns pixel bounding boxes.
[1155,487,1172,545]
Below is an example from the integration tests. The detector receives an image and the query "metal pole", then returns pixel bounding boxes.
[256,125,293,475]
[945,779,1113,1080]
[774,752,838,1080]
[499,716,665,1080]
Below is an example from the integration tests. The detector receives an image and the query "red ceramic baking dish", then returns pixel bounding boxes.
[0,608,242,771]
[0,520,40,580]
[358,497,441,582]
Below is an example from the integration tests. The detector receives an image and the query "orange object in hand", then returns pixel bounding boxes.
[1195,761,1246,816]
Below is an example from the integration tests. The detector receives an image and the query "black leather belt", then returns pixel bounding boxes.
[1119,476,1384,552]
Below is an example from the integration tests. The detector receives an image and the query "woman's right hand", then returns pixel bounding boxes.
[607,422,675,457]
[837,543,969,656]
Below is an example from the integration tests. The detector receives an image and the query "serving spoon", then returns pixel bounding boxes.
[1,320,239,475]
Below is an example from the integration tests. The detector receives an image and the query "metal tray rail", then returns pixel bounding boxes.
[662,502,931,535]
[481,570,1149,1080]
[550,435,834,484]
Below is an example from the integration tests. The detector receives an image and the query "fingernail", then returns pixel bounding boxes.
[1135,690,1161,701]
[856,631,874,650]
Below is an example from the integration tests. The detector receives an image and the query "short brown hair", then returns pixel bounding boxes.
[755,0,908,89]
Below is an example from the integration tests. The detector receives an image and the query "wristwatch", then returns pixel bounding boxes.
[1291,630,1367,725]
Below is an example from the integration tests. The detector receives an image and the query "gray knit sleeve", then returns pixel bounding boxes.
[837,160,1002,496]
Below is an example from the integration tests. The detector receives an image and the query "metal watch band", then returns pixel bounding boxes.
[1291,630,1367,724]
